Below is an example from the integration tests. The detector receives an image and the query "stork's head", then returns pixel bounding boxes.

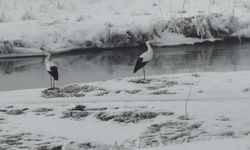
[146,40,162,47]
[43,52,51,57]
[146,41,151,45]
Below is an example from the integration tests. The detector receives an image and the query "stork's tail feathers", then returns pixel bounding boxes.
[134,57,148,73]
[49,66,59,80]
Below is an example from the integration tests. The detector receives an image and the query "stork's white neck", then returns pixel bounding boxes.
[146,41,153,52]
[45,53,51,69]
[45,53,51,62]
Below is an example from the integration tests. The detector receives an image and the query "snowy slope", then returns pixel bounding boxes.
[0,0,249,54]
[1,71,250,149]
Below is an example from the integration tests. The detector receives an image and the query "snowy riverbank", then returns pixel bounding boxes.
[0,0,250,54]
[1,71,250,149]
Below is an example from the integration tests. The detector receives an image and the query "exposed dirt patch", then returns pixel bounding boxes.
[96,111,160,123]
[198,90,204,93]
[0,133,32,149]
[146,86,166,90]
[71,105,86,111]
[244,131,250,136]
[243,88,250,92]
[95,90,110,96]
[63,141,109,150]
[96,112,116,121]
[0,132,108,150]
[128,79,153,84]
[60,105,92,120]
[6,109,25,115]
[37,145,63,150]
[151,90,176,95]
[124,112,155,123]
[161,80,178,86]
[216,116,230,121]
[161,112,175,116]
[6,106,14,109]
[187,123,202,130]
[62,111,91,120]
[61,105,109,120]
[32,108,54,116]
[178,115,193,120]
[0,109,7,112]
[41,84,108,98]
[192,73,201,77]
[70,105,107,111]
[137,121,203,147]
[85,107,108,111]
[220,131,235,137]
[124,89,141,94]
[32,108,53,113]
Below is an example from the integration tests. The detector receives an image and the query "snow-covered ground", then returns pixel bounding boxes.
[0,0,250,54]
[1,0,250,149]
[1,71,250,149]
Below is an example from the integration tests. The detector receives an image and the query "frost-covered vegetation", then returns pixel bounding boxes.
[0,0,249,54]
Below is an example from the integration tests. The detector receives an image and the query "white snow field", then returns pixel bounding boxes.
[0,0,249,54]
[1,0,250,149]
[1,71,250,149]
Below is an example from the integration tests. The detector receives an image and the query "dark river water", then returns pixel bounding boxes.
[0,42,250,91]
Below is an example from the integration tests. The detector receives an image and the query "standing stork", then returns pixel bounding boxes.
[133,41,153,79]
[44,52,59,89]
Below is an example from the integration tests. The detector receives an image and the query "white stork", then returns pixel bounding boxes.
[133,41,153,79]
[44,52,59,89]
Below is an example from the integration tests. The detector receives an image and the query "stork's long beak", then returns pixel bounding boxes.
[154,41,163,45]
[42,52,47,57]
[149,41,163,46]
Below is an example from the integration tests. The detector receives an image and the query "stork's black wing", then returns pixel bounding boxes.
[133,57,148,73]
[48,66,59,80]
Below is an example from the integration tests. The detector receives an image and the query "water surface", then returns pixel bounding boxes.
[0,42,250,91]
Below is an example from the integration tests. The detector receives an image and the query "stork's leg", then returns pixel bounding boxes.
[53,78,56,89]
[143,67,146,80]
[52,78,55,89]
[50,76,52,89]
